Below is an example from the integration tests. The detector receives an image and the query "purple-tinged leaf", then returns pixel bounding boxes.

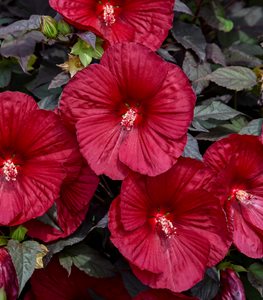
[48,72,70,89]
[174,0,193,15]
[77,31,96,49]
[183,51,211,94]
[0,15,41,38]
[206,43,226,66]
[191,268,220,300]
[0,31,45,58]
[172,21,207,61]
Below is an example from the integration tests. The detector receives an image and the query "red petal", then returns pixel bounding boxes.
[49,0,174,50]
[130,229,210,292]
[27,256,131,300]
[122,0,174,50]
[232,205,263,258]
[59,64,122,127]
[76,111,129,179]
[26,163,99,242]
[0,93,81,225]
[100,43,168,101]
[109,159,230,292]
[109,197,164,274]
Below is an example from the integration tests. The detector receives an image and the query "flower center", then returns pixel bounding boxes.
[103,3,116,26]
[2,159,18,182]
[121,108,137,130]
[232,189,252,204]
[155,214,177,238]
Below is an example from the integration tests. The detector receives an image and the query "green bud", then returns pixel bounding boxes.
[0,288,7,300]
[57,20,72,35]
[41,16,58,39]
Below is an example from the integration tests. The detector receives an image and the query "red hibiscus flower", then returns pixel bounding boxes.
[25,161,99,242]
[25,256,131,300]
[215,268,245,300]
[0,91,81,226]
[204,134,263,258]
[134,289,198,300]
[49,0,174,50]
[108,158,230,292]
[59,43,196,179]
[0,247,18,300]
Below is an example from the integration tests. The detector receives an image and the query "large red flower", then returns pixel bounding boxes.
[109,158,230,292]
[0,91,81,225]
[0,248,18,300]
[59,43,196,179]
[25,160,99,242]
[25,256,131,300]
[204,134,263,258]
[49,0,174,50]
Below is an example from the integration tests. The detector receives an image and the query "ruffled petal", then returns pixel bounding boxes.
[76,111,129,179]
[109,197,164,274]
[0,93,81,225]
[232,204,263,258]
[59,64,122,126]
[131,229,210,292]
[49,0,174,50]
[100,43,168,101]
[26,163,99,242]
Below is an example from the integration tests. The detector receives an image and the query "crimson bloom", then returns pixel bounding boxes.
[60,42,196,179]
[0,91,81,226]
[215,269,245,300]
[0,248,18,300]
[25,256,131,300]
[49,0,174,50]
[25,160,99,242]
[109,158,230,292]
[204,134,263,258]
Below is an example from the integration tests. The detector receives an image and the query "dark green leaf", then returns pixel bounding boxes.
[224,47,262,68]
[62,244,116,278]
[239,119,263,135]
[182,134,202,160]
[206,66,257,91]
[248,263,263,297]
[206,43,226,66]
[115,259,147,298]
[47,220,94,256]
[7,240,41,294]
[172,21,206,60]
[191,268,220,300]
[48,72,70,89]
[183,51,211,94]
[194,101,243,121]
[59,254,73,275]
[35,203,62,230]
[0,63,11,88]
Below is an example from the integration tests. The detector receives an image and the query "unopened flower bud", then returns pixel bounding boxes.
[57,20,72,35]
[215,268,245,300]
[41,16,58,39]
[0,248,18,300]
